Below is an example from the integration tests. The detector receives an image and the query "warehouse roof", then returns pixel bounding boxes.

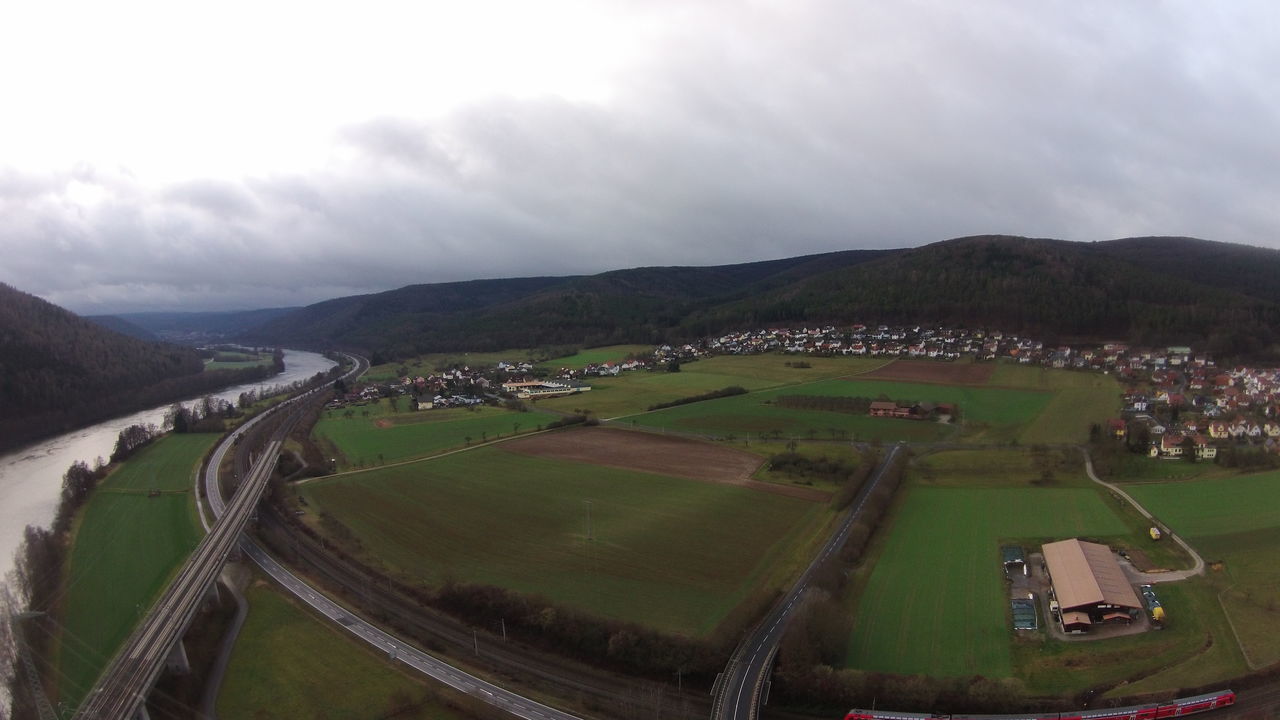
[1042,538,1142,611]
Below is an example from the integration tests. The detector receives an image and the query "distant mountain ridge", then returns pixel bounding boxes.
[235,236,1280,360]
[109,308,300,344]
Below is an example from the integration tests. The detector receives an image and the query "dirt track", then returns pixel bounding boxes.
[861,358,995,385]
[502,426,831,502]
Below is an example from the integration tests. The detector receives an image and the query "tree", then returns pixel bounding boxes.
[1127,421,1151,453]
[1180,435,1197,463]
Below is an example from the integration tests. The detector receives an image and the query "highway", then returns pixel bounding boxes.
[711,444,904,720]
[72,360,352,720]
[200,356,584,720]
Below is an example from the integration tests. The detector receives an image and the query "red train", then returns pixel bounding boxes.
[846,689,1235,720]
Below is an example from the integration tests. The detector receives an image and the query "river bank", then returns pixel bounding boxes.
[0,349,336,581]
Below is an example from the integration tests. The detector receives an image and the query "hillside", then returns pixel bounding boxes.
[84,315,159,341]
[0,285,289,453]
[1090,236,1280,306]
[241,236,1280,361]
[242,250,891,355]
[693,236,1280,354]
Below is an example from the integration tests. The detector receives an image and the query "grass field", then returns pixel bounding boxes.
[1127,471,1280,668]
[218,582,472,720]
[535,355,889,419]
[204,351,273,371]
[844,483,1131,678]
[299,445,830,636]
[536,344,654,370]
[629,378,1051,443]
[844,448,1238,694]
[55,433,218,707]
[990,365,1122,444]
[313,400,559,469]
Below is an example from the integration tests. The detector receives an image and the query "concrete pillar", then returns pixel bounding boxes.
[204,578,222,607]
[165,637,191,676]
[131,703,152,720]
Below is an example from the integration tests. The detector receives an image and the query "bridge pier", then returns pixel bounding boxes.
[131,704,151,720]
[204,577,222,607]
[165,638,191,676]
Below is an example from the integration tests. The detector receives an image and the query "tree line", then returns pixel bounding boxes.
[647,386,747,411]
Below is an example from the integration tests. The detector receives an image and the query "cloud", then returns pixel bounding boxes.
[2,1,1279,314]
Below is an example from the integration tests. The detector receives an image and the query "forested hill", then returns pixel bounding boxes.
[84,314,159,341]
[686,235,1280,356]
[0,284,270,453]
[241,249,891,356]
[1090,236,1280,306]
[240,235,1280,361]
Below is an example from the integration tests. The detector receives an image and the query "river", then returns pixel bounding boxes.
[0,349,337,581]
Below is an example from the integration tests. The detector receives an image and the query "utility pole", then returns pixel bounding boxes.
[500,618,507,641]
[473,629,479,656]
[585,500,593,541]
[10,612,57,720]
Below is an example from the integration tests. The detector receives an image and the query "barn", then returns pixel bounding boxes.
[1042,538,1142,632]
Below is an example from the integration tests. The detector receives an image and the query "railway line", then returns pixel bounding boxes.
[72,361,349,719]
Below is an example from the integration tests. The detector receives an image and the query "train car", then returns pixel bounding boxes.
[846,690,1235,720]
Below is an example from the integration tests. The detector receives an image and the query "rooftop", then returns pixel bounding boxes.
[1042,538,1142,611]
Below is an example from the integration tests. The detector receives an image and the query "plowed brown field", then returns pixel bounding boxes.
[502,426,829,501]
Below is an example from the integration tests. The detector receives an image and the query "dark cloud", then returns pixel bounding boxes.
[3,2,1279,314]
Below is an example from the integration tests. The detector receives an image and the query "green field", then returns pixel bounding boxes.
[845,483,1130,678]
[219,582,472,720]
[629,378,1051,443]
[844,448,1241,695]
[314,400,559,469]
[989,364,1121,444]
[1128,471,1280,668]
[534,355,889,418]
[536,344,654,370]
[300,446,830,636]
[204,351,273,370]
[56,433,218,707]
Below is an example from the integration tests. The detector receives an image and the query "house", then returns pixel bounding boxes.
[1150,433,1185,458]
[1208,421,1229,440]
[1107,419,1127,440]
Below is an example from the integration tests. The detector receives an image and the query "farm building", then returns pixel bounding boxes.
[1001,545,1027,576]
[501,380,592,399]
[1042,538,1142,633]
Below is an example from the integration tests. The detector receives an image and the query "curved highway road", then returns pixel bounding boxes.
[201,355,583,720]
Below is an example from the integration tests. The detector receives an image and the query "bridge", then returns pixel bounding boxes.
[72,360,357,720]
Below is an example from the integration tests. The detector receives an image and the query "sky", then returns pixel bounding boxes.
[2,1,1278,314]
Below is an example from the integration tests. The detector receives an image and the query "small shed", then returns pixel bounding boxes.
[1001,545,1027,576]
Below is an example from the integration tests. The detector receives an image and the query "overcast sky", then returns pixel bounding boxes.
[2,1,1278,314]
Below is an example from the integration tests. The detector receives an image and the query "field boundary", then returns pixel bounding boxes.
[296,425,560,485]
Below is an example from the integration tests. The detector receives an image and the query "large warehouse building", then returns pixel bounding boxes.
[1042,538,1143,632]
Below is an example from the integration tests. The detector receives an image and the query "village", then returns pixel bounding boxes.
[325,323,1280,460]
